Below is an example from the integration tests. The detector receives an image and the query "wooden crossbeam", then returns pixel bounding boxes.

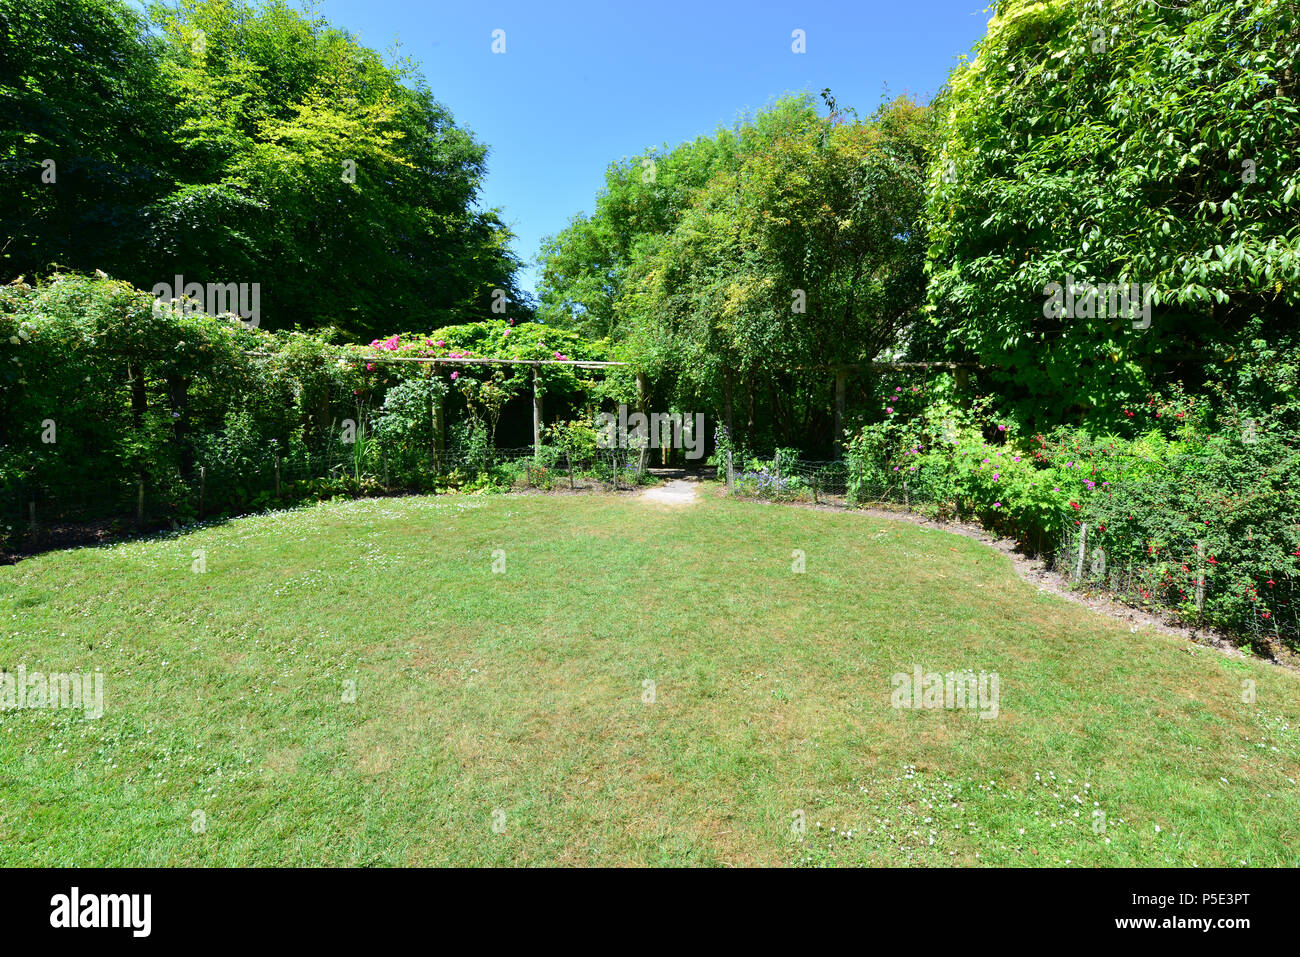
[246,352,627,369]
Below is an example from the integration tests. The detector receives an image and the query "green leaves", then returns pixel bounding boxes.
[2,0,524,338]
[542,94,936,449]
[926,0,1300,427]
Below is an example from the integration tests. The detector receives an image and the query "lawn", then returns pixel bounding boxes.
[2,490,1298,866]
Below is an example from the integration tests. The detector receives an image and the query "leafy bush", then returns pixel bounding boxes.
[844,374,1300,649]
[0,272,617,544]
[372,376,449,488]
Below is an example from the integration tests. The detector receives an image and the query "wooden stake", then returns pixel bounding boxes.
[532,367,543,461]
[432,394,445,472]
[636,372,649,480]
[1195,541,1206,612]
[1075,524,1089,580]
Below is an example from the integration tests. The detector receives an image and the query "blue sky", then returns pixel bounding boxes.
[309,0,995,295]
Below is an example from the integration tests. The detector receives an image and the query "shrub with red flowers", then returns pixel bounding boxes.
[844,372,1300,650]
[1071,425,1300,652]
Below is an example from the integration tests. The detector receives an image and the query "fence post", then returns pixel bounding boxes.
[198,466,205,518]
[1075,523,1089,580]
[28,499,36,529]
[566,451,575,489]
[1195,540,1206,612]
[532,366,543,462]
[432,394,445,473]
[813,471,819,505]
[726,449,734,494]
[903,479,910,512]
[636,372,649,480]
[275,456,282,497]
[137,479,145,523]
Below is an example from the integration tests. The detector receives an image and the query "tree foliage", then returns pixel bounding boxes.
[925,0,1300,425]
[539,94,936,451]
[1,0,525,338]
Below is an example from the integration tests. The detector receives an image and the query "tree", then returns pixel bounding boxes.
[612,95,935,450]
[536,116,748,340]
[1,0,526,338]
[0,0,170,279]
[925,0,1300,426]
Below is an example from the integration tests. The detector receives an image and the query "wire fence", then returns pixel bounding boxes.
[6,440,1297,649]
[722,448,1299,649]
[721,449,920,507]
[0,440,655,555]
[1045,522,1300,650]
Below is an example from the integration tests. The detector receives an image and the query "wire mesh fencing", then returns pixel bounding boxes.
[0,439,659,555]
[722,449,928,509]
[1048,521,1300,649]
[718,450,1299,649]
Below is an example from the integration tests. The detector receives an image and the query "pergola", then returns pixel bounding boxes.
[266,351,980,460]
[252,352,632,459]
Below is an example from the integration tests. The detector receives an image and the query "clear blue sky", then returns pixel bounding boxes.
[309,0,995,296]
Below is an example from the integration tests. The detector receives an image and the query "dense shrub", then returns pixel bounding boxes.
[0,273,615,544]
[845,374,1300,651]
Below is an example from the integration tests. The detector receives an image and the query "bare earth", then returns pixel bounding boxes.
[639,478,700,505]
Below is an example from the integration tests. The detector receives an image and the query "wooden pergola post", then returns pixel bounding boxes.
[532,365,543,460]
[833,367,847,456]
[635,372,649,479]
[432,392,445,472]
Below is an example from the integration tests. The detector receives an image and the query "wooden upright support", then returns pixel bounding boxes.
[636,372,649,479]
[834,368,847,456]
[432,393,445,472]
[1076,524,1089,580]
[532,366,543,460]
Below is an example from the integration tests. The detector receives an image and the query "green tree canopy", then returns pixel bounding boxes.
[540,94,935,451]
[1,0,526,338]
[925,0,1300,426]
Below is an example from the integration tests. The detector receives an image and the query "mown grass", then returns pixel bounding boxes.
[2,490,1298,866]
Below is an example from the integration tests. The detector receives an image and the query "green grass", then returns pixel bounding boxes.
[3,491,1299,866]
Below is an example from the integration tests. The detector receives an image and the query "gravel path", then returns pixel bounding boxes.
[639,478,700,505]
